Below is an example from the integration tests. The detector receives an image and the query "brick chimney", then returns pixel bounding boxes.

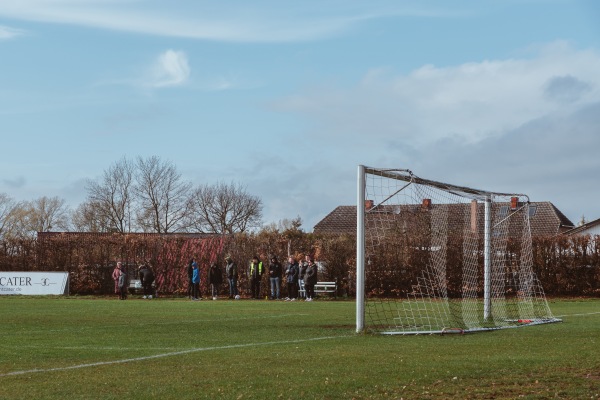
[510,197,518,210]
[470,200,478,232]
[365,200,374,211]
[422,198,432,210]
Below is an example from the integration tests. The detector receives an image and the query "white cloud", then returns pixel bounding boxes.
[277,42,600,146]
[269,41,600,226]
[0,1,467,43]
[0,24,25,39]
[146,50,190,88]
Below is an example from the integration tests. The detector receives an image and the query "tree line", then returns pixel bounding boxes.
[1,155,598,297]
[0,155,263,239]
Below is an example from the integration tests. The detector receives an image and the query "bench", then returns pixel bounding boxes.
[128,279,142,294]
[299,281,337,298]
[129,279,156,296]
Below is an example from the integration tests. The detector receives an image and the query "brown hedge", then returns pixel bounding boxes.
[0,232,598,297]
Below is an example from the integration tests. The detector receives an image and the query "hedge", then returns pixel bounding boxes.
[0,232,598,297]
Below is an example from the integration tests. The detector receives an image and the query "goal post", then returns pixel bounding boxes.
[356,165,366,333]
[356,165,560,335]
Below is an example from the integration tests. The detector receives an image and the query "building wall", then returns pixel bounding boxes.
[576,225,600,236]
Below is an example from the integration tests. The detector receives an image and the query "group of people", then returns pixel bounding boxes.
[187,258,225,300]
[111,253,319,301]
[187,254,319,301]
[111,262,155,300]
[262,254,318,301]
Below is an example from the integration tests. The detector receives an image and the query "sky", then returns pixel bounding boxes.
[1,0,600,231]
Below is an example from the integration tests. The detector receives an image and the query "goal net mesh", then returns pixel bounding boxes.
[362,168,559,334]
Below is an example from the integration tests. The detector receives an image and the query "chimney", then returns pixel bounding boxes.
[422,198,432,210]
[470,200,478,232]
[510,197,518,210]
[365,200,374,211]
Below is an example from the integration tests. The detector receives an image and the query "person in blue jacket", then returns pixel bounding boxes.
[187,258,195,299]
[191,260,201,300]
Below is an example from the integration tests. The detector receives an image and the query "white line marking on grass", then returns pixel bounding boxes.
[0,335,352,377]
[554,311,600,318]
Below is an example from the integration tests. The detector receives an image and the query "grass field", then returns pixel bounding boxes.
[0,296,598,400]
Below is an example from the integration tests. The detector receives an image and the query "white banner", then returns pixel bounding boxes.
[0,272,69,295]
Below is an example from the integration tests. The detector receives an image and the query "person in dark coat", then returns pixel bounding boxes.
[208,262,223,300]
[285,256,299,301]
[268,255,283,300]
[298,256,308,298]
[303,256,318,302]
[225,254,239,299]
[139,263,155,299]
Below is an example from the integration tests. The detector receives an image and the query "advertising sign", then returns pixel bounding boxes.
[0,272,69,295]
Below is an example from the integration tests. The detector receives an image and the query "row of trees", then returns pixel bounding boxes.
[0,156,263,240]
[1,154,598,297]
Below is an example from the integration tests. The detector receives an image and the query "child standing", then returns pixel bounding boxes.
[118,266,128,300]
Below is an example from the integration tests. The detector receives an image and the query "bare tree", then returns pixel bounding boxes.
[85,157,134,233]
[71,200,113,232]
[279,216,303,234]
[0,193,17,239]
[10,196,71,237]
[188,181,262,234]
[134,156,191,233]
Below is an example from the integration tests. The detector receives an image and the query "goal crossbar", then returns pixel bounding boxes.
[363,167,529,201]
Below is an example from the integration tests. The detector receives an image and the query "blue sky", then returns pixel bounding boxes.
[1,0,600,230]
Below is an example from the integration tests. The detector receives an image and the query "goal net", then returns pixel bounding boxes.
[356,166,560,335]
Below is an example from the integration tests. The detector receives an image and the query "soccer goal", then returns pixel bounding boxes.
[356,166,561,335]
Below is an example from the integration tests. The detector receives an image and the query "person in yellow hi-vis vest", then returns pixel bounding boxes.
[249,255,264,299]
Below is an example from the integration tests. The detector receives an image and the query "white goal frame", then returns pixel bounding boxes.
[356,165,560,334]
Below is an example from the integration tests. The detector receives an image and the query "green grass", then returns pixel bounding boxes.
[0,296,598,399]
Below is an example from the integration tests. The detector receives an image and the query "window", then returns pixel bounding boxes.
[528,206,537,217]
